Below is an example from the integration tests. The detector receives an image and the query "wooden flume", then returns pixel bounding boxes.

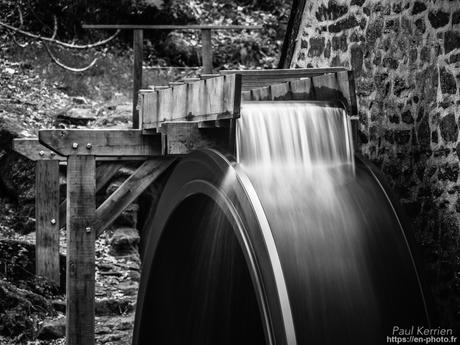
[13,68,357,345]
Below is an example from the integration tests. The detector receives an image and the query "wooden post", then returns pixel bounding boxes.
[201,29,212,74]
[66,155,96,345]
[35,160,60,286]
[133,29,143,129]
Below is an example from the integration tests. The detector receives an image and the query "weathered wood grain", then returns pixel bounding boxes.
[142,74,242,129]
[39,130,162,156]
[35,160,60,286]
[94,159,175,236]
[58,163,124,228]
[201,29,213,74]
[66,155,96,345]
[220,67,348,90]
[13,138,65,161]
[133,29,143,129]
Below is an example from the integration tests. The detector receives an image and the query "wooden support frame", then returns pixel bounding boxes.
[12,67,360,345]
[35,160,60,286]
[39,130,162,157]
[95,159,176,236]
[66,155,96,345]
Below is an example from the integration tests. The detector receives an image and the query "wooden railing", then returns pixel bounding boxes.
[81,24,263,129]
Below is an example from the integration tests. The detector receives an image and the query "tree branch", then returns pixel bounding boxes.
[0,21,120,49]
[41,40,98,73]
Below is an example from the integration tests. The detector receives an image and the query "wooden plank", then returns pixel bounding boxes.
[270,83,291,100]
[82,24,263,30]
[157,87,173,123]
[66,155,96,345]
[220,67,348,91]
[289,78,314,100]
[133,29,143,129]
[39,130,162,156]
[13,138,65,161]
[94,159,175,236]
[58,163,124,228]
[171,84,187,120]
[222,74,242,118]
[241,90,251,101]
[311,73,340,100]
[142,74,242,128]
[35,160,60,286]
[139,91,157,129]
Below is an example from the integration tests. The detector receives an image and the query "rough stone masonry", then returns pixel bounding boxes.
[289,0,460,330]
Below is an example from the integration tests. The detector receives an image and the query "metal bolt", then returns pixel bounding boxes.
[72,142,79,149]
[85,226,92,233]
[50,218,56,225]
[39,150,45,156]
[86,143,92,150]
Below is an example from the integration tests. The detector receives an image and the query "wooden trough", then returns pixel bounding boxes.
[13,68,357,345]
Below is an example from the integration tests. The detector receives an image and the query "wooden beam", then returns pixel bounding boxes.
[220,67,348,91]
[58,163,125,228]
[94,159,175,236]
[39,130,162,156]
[201,29,213,74]
[133,29,143,129]
[141,74,241,129]
[159,122,232,155]
[66,155,96,345]
[13,138,153,161]
[13,138,65,161]
[35,160,60,286]
[82,24,263,30]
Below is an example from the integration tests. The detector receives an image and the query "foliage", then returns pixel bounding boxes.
[0,0,291,70]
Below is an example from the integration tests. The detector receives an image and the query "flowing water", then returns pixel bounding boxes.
[138,101,429,345]
[235,102,428,344]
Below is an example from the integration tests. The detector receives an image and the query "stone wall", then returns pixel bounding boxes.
[291,0,460,329]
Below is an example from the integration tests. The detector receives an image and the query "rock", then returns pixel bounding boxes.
[37,318,66,340]
[52,299,66,313]
[438,163,459,182]
[395,130,411,145]
[402,110,414,124]
[445,31,460,54]
[453,10,460,25]
[316,1,348,21]
[393,77,408,96]
[324,40,331,58]
[412,1,427,15]
[414,18,425,34]
[95,298,135,316]
[113,203,139,228]
[428,11,450,29]
[307,37,325,57]
[110,228,140,256]
[384,19,399,33]
[350,45,363,75]
[365,18,384,46]
[332,34,348,51]
[350,0,365,6]
[417,116,431,151]
[71,96,88,105]
[439,67,457,95]
[56,107,96,126]
[439,113,458,142]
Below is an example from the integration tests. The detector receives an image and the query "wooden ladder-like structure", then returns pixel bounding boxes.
[13,67,358,345]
